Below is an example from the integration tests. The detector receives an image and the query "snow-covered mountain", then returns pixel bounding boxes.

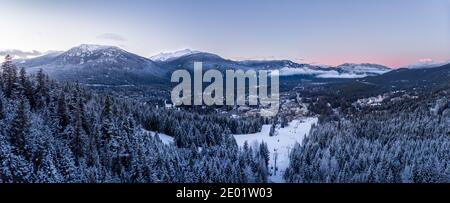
[14,51,63,65]
[402,59,450,69]
[17,44,168,85]
[240,60,331,77]
[159,53,391,79]
[328,63,450,97]
[334,63,391,77]
[15,44,393,86]
[149,49,201,62]
[249,62,391,78]
[157,51,244,71]
[0,49,59,60]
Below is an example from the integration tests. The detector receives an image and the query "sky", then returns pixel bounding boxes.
[0,0,449,67]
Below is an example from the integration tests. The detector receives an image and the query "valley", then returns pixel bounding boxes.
[1,44,450,183]
[234,117,318,183]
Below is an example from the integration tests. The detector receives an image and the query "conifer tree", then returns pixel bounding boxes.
[259,142,270,167]
[19,67,36,110]
[35,68,49,108]
[1,55,17,98]
[57,92,69,133]
[100,96,113,145]
[9,97,29,157]
[0,93,4,120]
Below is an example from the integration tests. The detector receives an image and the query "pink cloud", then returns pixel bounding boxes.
[418,58,434,63]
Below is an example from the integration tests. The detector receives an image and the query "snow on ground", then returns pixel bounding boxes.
[139,117,317,182]
[142,129,174,145]
[233,117,318,183]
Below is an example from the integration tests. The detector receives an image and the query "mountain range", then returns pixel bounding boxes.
[12,44,397,86]
[325,63,450,99]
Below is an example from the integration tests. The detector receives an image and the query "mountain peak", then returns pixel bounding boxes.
[402,59,450,69]
[333,63,391,77]
[150,49,201,61]
[70,44,117,52]
[60,44,129,61]
[338,63,389,68]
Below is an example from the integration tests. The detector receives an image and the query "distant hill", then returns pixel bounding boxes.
[328,63,450,98]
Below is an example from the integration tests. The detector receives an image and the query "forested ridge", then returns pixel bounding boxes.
[0,55,270,183]
[285,88,450,183]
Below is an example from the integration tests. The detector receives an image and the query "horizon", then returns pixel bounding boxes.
[1,43,450,69]
[1,0,450,67]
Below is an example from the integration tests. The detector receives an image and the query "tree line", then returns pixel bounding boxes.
[0,55,269,183]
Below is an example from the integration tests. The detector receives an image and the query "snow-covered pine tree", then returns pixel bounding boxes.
[9,97,30,158]
[35,68,49,108]
[259,141,270,167]
[57,91,69,133]
[19,67,36,110]
[1,55,17,98]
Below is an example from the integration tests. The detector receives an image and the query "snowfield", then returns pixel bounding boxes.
[149,49,200,61]
[233,117,318,183]
[141,117,318,182]
[142,129,175,145]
